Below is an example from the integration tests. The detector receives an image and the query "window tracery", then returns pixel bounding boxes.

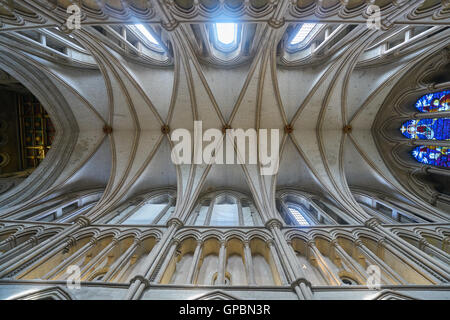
[400,90,450,168]
[276,192,348,226]
[190,191,261,227]
[106,192,175,225]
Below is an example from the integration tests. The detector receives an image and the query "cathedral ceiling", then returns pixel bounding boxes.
[0,0,448,224]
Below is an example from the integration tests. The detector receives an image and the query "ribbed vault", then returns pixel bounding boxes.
[0,1,449,226]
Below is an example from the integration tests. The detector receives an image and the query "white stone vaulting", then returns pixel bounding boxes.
[0,0,448,300]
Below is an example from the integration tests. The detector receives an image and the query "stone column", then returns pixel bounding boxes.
[0,234,40,264]
[0,234,16,252]
[42,236,98,280]
[0,217,90,278]
[307,240,341,285]
[79,238,120,280]
[204,199,215,226]
[153,238,180,284]
[443,237,449,256]
[126,218,183,300]
[186,240,202,284]
[243,240,256,285]
[331,239,368,284]
[267,239,288,285]
[103,238,142,282]
[354,239,407,285]
[217,240,227,285]
[265,219,313,300]
[381,238,442,284]
[366,218,450,282]
[237,199,244,226]
[152,199,173,224]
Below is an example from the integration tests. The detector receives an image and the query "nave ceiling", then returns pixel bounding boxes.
[0,0,449,226]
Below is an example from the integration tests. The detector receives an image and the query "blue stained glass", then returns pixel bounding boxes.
[400,118,450,140]
[412,146,449,167]
[415,90,450,113]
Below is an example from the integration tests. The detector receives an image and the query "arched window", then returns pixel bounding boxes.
[400,89,450,167]
[190,191,261,227]
[106,192,175,225]
[290,23,317,45]
[214,23,238,49]
[134,24,160,46]
[210,194,239,226]
[1,190,103,222]
[277,192,349,226]
[400,118,450,140]
[288,207,310,226]
[415,90,450,112]
[412,146,449,168]
[352,191,432,223]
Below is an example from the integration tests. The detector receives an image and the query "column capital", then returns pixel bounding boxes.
[418,237,430,249]
[167,217,184,229]
[88,236,98,246]
[75,216,91,228]
[377,237,386,247]
[161,20,179,32]
[266,239,275,247]
[63,236,77,253]
[330,238,339,247]
[364,217,381,229]
[267,17,285,29]
[265,218,283,230]
[133,237,142,246]
[4,235,16,245]
[129,275,150,288]
[171,237,181,247]
[28,235,39,246]
[290,277,312,290]
[306,239,316,248]
[354,239,363,247]
[67,235,77,246]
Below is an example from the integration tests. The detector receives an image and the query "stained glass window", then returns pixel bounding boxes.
[415,90,450,113]
[412,146,449,167]
[400,118,450,140]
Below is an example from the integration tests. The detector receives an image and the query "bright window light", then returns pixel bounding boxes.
[135,24,159,45]
[290,23,316,45]
[289,207,310,226]
[215,23,237,45]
